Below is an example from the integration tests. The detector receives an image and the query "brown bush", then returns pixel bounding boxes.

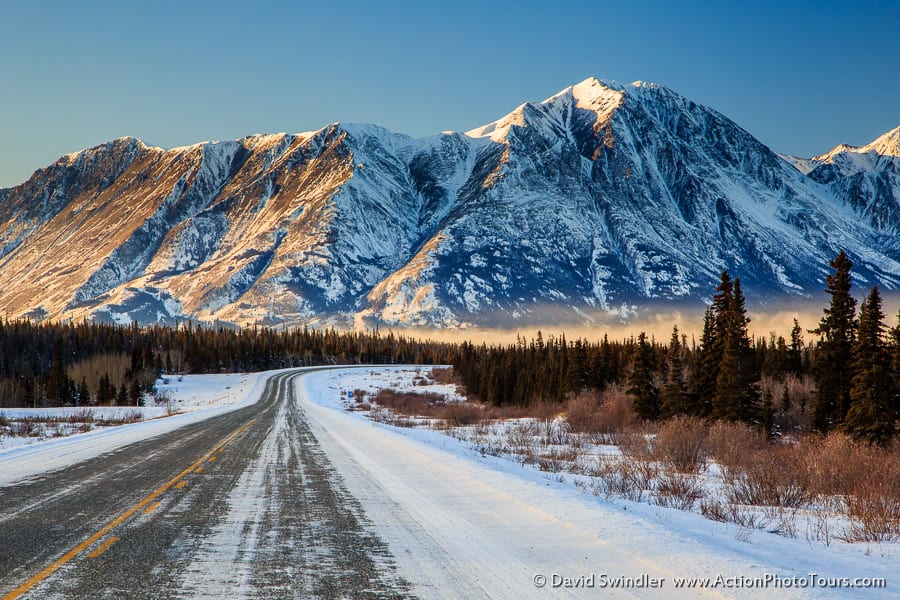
[435,402,483,426]
[725,444,810,508]
[707,420,767,479]
[617,429,655,461]
[524,399,562,422]
[844,480,900,542]
[654,416,709,473]
[371,389,489,426]
[565,386,639,443]
[797,432,899,497]
[655,472,705,510]
[565,391,603,434]
[429,367,457,385]
[372,389,445,416]
[595,385,639,436]
[592,456,654,502]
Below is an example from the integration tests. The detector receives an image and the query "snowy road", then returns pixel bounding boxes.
[1,367,895,599]
[0,369,409,599]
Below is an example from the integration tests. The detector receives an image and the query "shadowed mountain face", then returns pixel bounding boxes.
[1,78,899,328]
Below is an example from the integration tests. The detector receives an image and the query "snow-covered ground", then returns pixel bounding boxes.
[3,366,896,598]
[300,367,897,599]
[0,370,283,485]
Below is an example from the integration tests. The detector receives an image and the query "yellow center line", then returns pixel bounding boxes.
[194,466,205,474]
[3,419,255,600]
[208,455,217,462]
[175,481,187,490]
[86,537,119,559]
[142,501,162,515]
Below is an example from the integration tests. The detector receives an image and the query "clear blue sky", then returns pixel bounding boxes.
[2,0,898,187]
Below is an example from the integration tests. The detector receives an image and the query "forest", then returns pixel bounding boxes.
[0,251,897,444]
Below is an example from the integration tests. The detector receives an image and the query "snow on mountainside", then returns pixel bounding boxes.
[1,77,900,328]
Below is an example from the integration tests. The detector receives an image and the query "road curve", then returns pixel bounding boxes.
[0,369,411,599]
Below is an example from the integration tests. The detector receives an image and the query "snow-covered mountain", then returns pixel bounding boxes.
[2,77,899,328]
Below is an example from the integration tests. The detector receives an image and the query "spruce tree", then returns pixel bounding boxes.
[628,332,659,420]
[77,378,90,407]
[690,270,734,416]
[890,311,900,438]
[712,277,759,422]
[788,319,804,374]
[660,326,688,418]
[812,250,856,432]
[844,287,895,443]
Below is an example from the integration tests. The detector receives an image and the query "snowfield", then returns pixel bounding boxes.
[300,367,897,599]
[1,366,896,599]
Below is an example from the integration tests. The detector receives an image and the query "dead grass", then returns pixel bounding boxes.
[362,376,899,547]
[0,408,145,440]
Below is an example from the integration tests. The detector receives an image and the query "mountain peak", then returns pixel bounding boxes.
[545,76,624,107]
[864,125,900,157]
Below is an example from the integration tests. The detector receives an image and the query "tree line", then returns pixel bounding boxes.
[452,251,900,444]
[0,321,455,408]
[1,251,897,443]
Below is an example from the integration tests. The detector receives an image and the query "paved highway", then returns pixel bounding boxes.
[0,369,411,599]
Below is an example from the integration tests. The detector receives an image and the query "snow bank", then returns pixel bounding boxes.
[0,369,288,486]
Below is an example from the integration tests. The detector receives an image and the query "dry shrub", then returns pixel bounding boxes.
[592,456,653,502]
[594,385,639,439]
[524,399,562,422]
[617,430,654,460]
[436,402,483,426]
[844,481,900,542]
[372,389,445,416]
[96,410,143,426]
[798,432,898,497]
[654,416,709,473]
[563,386,637,443]
[766,506,800,538]
[429,367,457,385]
[371,389,488,426]
[538,447,579,473]
[565,391,603,434]
[707,420,767,480]
[655,472,705,510]
[700,499,730,522]
[726,444,809,508]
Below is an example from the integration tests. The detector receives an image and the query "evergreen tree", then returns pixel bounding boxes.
[660,326,688,418]
[760,388,775,439]
[690,308,719,417]
[788,319,804,374]
[691,270,735,417]
[890,311,900,437]
[96,373,114,405]
[628,332,659,420]
[844,287,895,443]
[77,378,91,407]
[812,250,857,432]
[712,278,759,422]
[129,379,143,406]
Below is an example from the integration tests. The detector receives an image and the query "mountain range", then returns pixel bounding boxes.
[1,77,898,328]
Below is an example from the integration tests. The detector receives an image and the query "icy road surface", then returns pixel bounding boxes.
[0,367,894,599]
